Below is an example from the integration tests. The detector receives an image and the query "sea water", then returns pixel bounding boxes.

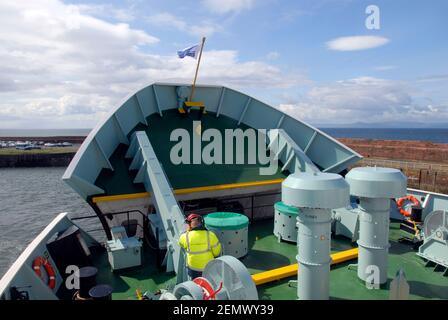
[0,167,96,277]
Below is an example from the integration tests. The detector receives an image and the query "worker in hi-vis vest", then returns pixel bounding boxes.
[178,213,221,279]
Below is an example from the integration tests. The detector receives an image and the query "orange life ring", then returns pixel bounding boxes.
[396,195,420,218]
[32,256,56,289]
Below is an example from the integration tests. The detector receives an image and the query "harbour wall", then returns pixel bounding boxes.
[0,152,76,168]
[0,136,447,193]
[339,138,448,164]
[349,158,448,194]
[340,138,448,194]
[0,136,85,144]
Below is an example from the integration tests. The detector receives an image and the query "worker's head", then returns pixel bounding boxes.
[185,213,202,230]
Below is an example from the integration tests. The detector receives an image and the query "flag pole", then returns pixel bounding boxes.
[189,36,206,102]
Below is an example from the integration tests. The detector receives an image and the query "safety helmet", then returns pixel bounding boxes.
[185,213,201,223]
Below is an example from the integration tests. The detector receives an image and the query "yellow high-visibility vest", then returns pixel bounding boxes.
[178,229,221,271]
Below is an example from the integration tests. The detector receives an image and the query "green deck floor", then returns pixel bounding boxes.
[92,219,448,300]
[94,109,288,196]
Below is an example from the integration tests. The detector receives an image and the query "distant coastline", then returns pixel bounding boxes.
[0,128,91,137]
[321,127,448,144]
[1,133,447,169]
[0,136,81,167]
[0,136,84,144]
[1,127,447,143]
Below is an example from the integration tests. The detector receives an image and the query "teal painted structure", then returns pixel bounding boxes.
[205,212,249,258]
[62,83,362,200]
[346,167,407,284]
[273,201,299,243]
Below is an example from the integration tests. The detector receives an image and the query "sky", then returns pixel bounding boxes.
[0,0,447,128]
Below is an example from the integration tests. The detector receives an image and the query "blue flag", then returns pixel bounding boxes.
[177,44,200,59]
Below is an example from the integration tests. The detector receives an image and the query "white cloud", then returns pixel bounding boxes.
[326,36,390,51]
[77,4,136,22]
[0,1,302,128]
[278,77,448,125]
[202,0,255,14]
[374,65,397,71]
[191,50,305,88]
[150,12,186,30]
[148,12,219,37]
[266,51,280,60]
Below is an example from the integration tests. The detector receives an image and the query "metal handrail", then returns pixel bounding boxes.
[71,215,98,220]
[71,209,147,221]
[72,209,164,253]
[180,191,281,222]
[71,210,148,232]
[71,209,148,240]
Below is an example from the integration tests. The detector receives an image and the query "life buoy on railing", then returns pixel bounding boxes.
[32,256,56,289]
[396,195,420,218]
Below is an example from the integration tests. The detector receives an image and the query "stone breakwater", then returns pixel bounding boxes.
[0,136,82,168]
[0,152,76,167]
[338,138,448,164]
[340,138,448,194]
[0,136,85,144]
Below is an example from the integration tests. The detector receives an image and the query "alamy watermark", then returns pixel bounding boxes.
[169,121,279,175]
[364,264,381,289]
[65,265,80,290]
[365,5,380,30]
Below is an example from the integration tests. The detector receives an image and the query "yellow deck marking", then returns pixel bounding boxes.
[92,178,284,203]
[251,248,359,286]
[92,192,150,203]
[184,101,205,107]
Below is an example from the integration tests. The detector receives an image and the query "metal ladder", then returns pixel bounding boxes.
[125,131,187,281]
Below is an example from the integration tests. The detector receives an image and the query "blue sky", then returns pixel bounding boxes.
[0,0,447,128]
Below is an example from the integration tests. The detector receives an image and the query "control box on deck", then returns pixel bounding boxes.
[106,226,142,271]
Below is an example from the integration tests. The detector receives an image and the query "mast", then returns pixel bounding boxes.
[189,36,206,102]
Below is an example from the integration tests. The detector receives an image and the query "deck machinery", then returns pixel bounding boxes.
[61,82,365,300]
[61,83,362,283]
[1,83,448,300]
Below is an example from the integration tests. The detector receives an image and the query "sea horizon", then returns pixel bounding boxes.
[0,128,92,137]
[1,127,448,144]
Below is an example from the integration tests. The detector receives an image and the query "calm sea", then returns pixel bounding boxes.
[0,167,98,277]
